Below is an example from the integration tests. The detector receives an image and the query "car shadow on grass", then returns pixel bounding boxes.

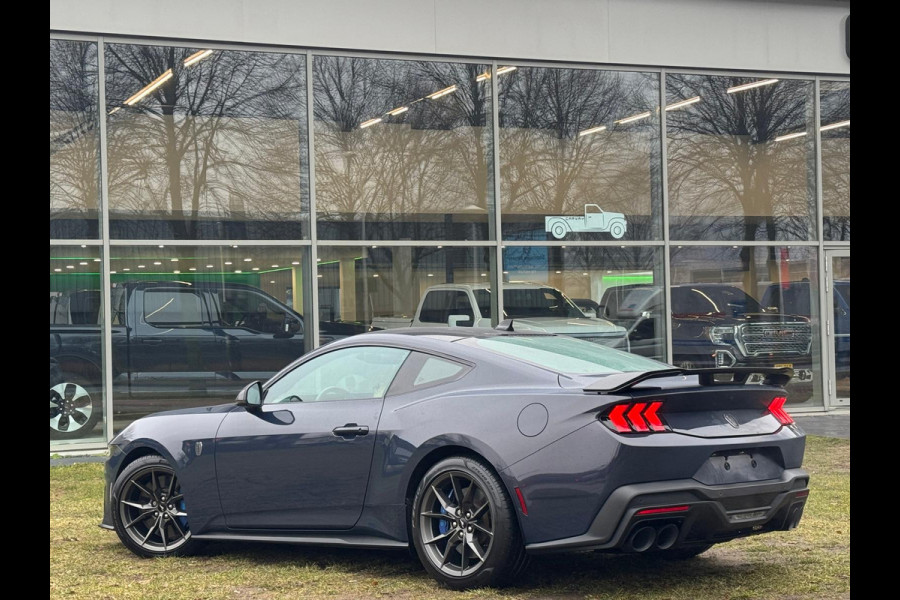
[193,540,787,595]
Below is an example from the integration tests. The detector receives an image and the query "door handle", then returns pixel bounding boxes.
[332,423,369,438]
[141,338,163,345]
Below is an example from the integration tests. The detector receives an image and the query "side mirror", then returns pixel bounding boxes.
[236,380,263,410]
[448,314,472,328]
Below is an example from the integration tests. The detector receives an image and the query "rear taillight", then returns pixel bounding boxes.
[768,396,794,425]
[601,401,669,434]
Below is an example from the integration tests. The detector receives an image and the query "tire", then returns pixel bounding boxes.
[50,375,101,440]
[609,221,626,239]
[549,222,568,240]
[653,543,713,560]
[411,456,526,590]
[111,454,203,558]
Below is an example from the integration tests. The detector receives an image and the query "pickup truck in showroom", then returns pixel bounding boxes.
[49,281,368,440]
[372,282,630,348]
[610,283,814,402]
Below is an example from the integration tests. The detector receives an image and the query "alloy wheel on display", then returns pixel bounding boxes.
[117,466,190,553]
[418,471,495,577]
[49,382,93,434]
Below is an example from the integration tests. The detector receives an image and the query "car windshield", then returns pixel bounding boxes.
[464,335,669,375]
[502,288,584,319]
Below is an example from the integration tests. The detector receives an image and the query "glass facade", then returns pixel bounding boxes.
[105,44,309,239]
[50,245,106,445]
[49,35,849,450]
[499,68,661,241]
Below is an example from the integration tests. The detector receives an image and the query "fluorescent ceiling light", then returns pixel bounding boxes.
[615,111,651,125]
[183,49,213,67]
[360,117,383,128]
[578,125,607,137]
[206,265,214,268]
[774,131,807,142]
[497,66,517,75]
[665,96,701,111]
[173,270,181,274]
[726,78,779,94]
[54,268,61,272]
[387,106,408,116]
[476,72,490,82]
[271,264,279,268]
[124,69,173,106]
[243,258,252,262]
[252,267,260,271]
[821,119,850,131]
[235,270,242,273]
[427,85,457,99]
[153,261,162,265]
[292,261,300,265]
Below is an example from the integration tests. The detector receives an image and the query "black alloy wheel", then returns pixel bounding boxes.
[111,454,201,557]
[411,456,527,589]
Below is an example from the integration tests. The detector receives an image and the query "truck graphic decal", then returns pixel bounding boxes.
[544,204,627,239]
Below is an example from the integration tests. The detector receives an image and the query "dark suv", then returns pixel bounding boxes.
[608,284,814,401]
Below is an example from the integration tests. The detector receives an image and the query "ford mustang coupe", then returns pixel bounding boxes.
[101,327,809,589]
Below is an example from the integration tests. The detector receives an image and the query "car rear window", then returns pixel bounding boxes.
[464,335,668,375]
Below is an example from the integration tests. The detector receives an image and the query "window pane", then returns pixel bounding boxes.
[50,40,100,239]
[666,75,817,241]
[502,246,666,360]
[499,67,662,241]
[105,44,308,239]
[821,81,850,241]
[669,246,822,408]
[108,246,314,432]
[313,56,493,240]
[50,245,106,447]
[465,335,668,375]
[317,246,492,333]
[266,346,410,403]
[413,356,466,387]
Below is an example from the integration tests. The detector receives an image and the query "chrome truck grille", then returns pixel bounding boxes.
[737,322,812,356]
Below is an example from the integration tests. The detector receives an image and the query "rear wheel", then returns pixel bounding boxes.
[411,456,526,589]
[549,222,568,239]
[111,454,202,558]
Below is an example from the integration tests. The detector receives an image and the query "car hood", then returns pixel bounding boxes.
[508,317,626,334]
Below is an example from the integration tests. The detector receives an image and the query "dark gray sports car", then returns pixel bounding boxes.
[101,327,809,589]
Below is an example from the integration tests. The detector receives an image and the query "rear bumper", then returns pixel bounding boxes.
[525,467,809,554]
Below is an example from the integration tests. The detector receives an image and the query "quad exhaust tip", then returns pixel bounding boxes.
[628,526,657,552]
[655,523,679,550]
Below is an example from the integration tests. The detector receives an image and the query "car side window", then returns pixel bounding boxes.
[419,291,473,325]
[143,289,209,326]
[387,352,471,395]
[265,346,410,404]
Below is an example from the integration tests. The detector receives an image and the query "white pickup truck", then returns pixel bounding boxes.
[545,204,627,239]
[373,282,629,349]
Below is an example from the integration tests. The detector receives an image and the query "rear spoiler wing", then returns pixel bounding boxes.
[584,367,794,394]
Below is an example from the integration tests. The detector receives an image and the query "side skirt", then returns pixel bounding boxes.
[192,532,408,550]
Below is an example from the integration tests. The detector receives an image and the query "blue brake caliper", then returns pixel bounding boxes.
[178,499,188,531]
[438,489,454,535]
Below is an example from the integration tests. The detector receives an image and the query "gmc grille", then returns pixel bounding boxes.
[737,322,812,356]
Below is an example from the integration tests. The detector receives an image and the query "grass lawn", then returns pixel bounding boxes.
[50,436,849,599]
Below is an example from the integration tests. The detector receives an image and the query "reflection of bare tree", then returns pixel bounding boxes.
[666,75,815,245]
[820,82,850,241]
[498,68,661,240]
[313,56,492,240]
[50,40,100,234]
[105,44,308,239]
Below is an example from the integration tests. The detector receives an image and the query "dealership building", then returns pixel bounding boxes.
[50,0,850,452]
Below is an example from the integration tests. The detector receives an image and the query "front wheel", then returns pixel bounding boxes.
[411,456,527,589]
[111,454,202,558]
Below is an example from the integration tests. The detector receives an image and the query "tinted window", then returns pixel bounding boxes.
[143,290,208,325]
[50,291,101,325]
[474,289,492,319]
[419,290,474,325]
[467,335,667,375]
[219,288,295,334]
[671,286,761,316]
[265,346,410,403]
[503,288,582,318]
